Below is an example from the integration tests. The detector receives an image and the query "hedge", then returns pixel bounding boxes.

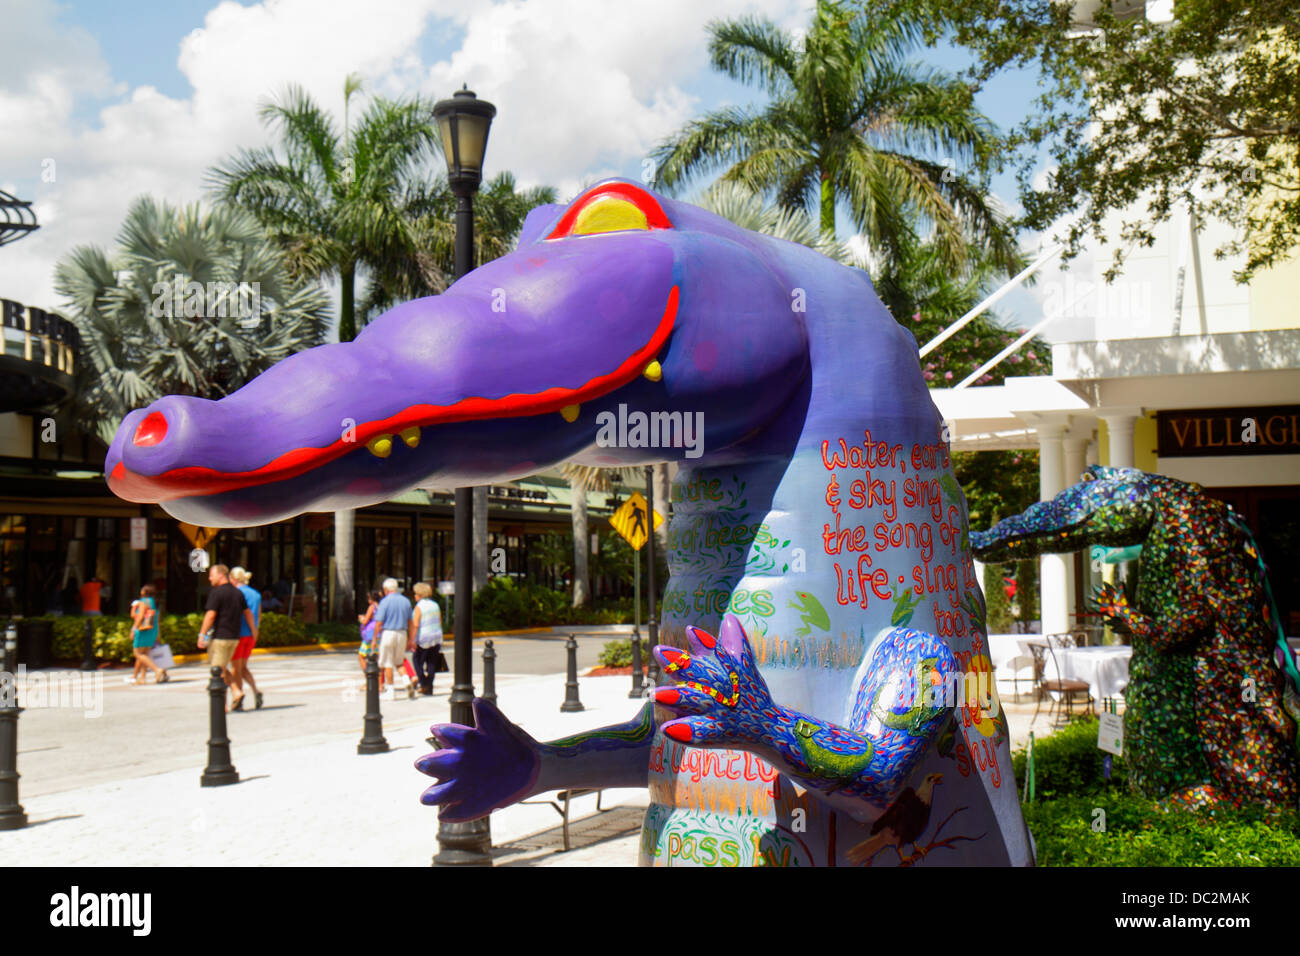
[41,612,309,664]
[1012,715,1129,798]
[598,639,635,668]
[34,582,634,663]
[471,578,631,632]
[1023,794,1300,866]
[1014,715,1300,865]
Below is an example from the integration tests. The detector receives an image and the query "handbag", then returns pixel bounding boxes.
[435,650,449,673]
[149,643,175,670]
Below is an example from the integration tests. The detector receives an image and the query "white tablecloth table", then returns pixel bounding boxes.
[1057,646,1131,702]
[986,635,1028,673]
[986,635,1131,703]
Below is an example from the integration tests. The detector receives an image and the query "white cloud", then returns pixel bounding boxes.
[2,0,805,314]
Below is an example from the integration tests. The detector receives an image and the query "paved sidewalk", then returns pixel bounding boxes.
[4,655,1061,867]
[5,667,652,867]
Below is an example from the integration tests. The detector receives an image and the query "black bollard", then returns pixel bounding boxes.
[629,634,644,698]
[200,666,239,787]
[0,629,27,830]
[358,653,389,754]
[80,618,96,672]
[482,639,497,705]
[561,634,584,713]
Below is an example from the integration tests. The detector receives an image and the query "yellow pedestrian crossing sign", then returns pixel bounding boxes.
[609,492,663,551]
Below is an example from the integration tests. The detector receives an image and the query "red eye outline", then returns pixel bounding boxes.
[545,182,673,239]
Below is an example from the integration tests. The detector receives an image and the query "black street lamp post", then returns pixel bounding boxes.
[645,467,660,688]
[432,86,496,867]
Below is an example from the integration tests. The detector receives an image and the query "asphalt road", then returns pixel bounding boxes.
[10,631,630,799]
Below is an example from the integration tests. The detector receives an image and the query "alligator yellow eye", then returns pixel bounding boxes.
[547,182,672,239]
[572,196,649,235]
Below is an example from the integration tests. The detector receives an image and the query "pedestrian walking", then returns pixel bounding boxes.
[129,584,167,684]
[410,582,443,696]
[196,564,258,711]
[357,590,381,675]
[373,578,411,699]
[230,567,263,711]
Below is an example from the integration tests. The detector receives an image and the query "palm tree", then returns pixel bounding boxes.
[652,0,1018,274]
[561,464,645,607]
[210,79,440,620]
[55,197,330,443]
[696,179,855,264]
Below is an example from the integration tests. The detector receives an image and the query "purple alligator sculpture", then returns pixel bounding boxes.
[107,179,1031,866]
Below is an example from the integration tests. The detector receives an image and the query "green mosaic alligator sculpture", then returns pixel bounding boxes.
[971,465,1300,811]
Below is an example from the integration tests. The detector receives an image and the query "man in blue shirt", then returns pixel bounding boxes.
[374,577,412,696]
[230,567,263,710]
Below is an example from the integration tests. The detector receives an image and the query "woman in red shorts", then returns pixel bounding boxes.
[230,567,262,710]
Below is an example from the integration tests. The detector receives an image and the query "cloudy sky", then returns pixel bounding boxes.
[2,0,1063,333]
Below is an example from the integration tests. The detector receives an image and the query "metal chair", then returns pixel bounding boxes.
[1030,634,1094,727]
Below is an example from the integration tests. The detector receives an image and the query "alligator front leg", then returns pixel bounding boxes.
[416,699,655,822]
[652,614,957,822]
[1093,582,1210,653]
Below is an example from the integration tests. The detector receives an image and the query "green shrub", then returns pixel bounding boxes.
[598,639,633,668]
[306,620,362,644]
[983,563,1014,633]
[41,611,306,662]
[1014,714,1300,865]
[470,578,633,631]
[254,612,309,647]
[1015,557,1038,624]
[1012,715,1128,798]
[1025,794,1300,866]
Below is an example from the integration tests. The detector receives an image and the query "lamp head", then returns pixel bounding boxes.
[432,86,496,194]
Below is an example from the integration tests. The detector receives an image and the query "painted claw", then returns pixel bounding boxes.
[717,614,747,658]
[664,722,693,743]
[686,625,717,653]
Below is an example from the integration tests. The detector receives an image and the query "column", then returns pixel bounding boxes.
[1102,412,1139,469]
[1037,421,1070,636]
[1062,433,1089,626]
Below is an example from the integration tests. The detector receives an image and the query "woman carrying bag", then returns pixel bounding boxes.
[410,582,443,696]
[130,584,168,684]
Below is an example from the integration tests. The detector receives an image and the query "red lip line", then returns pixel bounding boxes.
[110,286,679,502]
